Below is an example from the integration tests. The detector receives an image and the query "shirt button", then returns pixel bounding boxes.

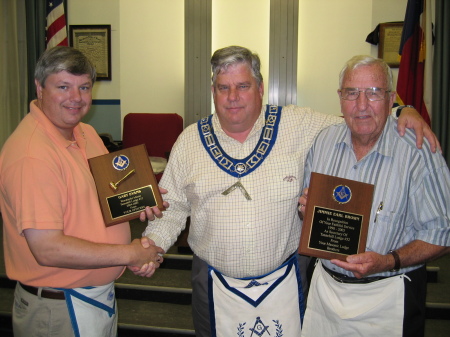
[246,223,252,228]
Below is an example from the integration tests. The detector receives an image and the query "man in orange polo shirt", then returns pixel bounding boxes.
[0,46,165,337]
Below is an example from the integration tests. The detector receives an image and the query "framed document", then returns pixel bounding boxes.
[88,144,165,226]
[299,172,374,261]
[69,25,112,80]
[378,22,403,68]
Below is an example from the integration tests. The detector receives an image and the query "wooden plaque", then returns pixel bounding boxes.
[299,172,374,261]
[88,144,165,226]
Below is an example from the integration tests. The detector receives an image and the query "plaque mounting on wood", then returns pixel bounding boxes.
[299,172,374,261]
[89,144,165,226]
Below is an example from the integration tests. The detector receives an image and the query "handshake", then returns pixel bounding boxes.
[127,192,170,278]
[127,236,165,278]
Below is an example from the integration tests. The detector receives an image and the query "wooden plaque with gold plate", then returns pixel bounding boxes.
[298,172,374,261]
[88,144,165,226]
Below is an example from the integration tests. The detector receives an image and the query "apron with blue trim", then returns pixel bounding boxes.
[59,282,117,337]
[208,254,305,337]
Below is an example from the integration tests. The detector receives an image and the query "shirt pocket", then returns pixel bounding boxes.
[366,210,402,252]
[250,155,303,202]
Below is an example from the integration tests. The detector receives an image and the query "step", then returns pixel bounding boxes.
[426,302,450,320]
[116,268,192,305]
[424,319,450,337]
[427,265,439,283]
[117,298,194,335]
[425,254,450,320]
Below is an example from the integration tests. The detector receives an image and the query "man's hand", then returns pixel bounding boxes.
[330,251,391,278]
[127,262,157,277]
[397,107,440,152]
[298,188,308,216]
[139,187,170,221]
[331,241,449,279]
[128,237,165,277]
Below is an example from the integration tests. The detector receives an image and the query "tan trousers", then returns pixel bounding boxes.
[13,282,75,337]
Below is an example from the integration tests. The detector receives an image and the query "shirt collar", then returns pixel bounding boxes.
[337,115,395,159]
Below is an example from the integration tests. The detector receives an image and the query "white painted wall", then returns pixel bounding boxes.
[67,0,120,99]
[297,0,407,116]
[119,0,185,119]
[68,0,408,129]
[212,0,271,106]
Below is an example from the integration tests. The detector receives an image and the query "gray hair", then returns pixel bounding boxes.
[338,55,393,91]
[35,46,96,87]
[211,46,263,86]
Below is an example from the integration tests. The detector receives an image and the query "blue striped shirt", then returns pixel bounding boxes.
[303,116,450,277]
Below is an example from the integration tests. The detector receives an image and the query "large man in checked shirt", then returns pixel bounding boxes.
[142,46,437,337]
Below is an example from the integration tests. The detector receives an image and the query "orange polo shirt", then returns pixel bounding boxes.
[0,101,130,288]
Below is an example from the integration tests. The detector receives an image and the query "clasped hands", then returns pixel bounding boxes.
[127,187,169,277]
[127,237,165,277]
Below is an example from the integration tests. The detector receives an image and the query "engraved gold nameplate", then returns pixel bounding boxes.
[299,172,374,261]
[88,144,165,227]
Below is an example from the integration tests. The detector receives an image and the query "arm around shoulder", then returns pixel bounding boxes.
[395,106,440,152]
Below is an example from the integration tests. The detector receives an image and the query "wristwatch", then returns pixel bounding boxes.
[396,105,414,117]
[388,250,401,272]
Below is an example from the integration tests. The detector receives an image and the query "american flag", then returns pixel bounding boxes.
[46,0,68,49]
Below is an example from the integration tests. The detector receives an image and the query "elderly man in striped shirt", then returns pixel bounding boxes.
[301,55,450,337]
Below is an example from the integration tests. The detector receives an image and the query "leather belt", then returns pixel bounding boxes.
[322,265,388,284]
[19,282,66,300]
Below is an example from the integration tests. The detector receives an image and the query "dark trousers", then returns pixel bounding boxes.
[403,265,427,337]
[191,255,211,337]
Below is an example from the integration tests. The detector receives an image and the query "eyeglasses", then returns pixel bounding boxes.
[339,87,390,101]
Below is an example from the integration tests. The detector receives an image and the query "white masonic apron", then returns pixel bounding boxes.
[301,261,406,337]
[59,282,117,337]
[209,254,305,337]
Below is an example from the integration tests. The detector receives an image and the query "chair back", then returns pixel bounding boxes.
[122,113,183,158]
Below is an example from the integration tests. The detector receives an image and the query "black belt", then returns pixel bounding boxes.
[322,265,389,284]
[19,282,66,300]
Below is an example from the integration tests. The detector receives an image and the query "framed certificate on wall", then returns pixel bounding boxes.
[69,25,112,80]
[378,22,403,68]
